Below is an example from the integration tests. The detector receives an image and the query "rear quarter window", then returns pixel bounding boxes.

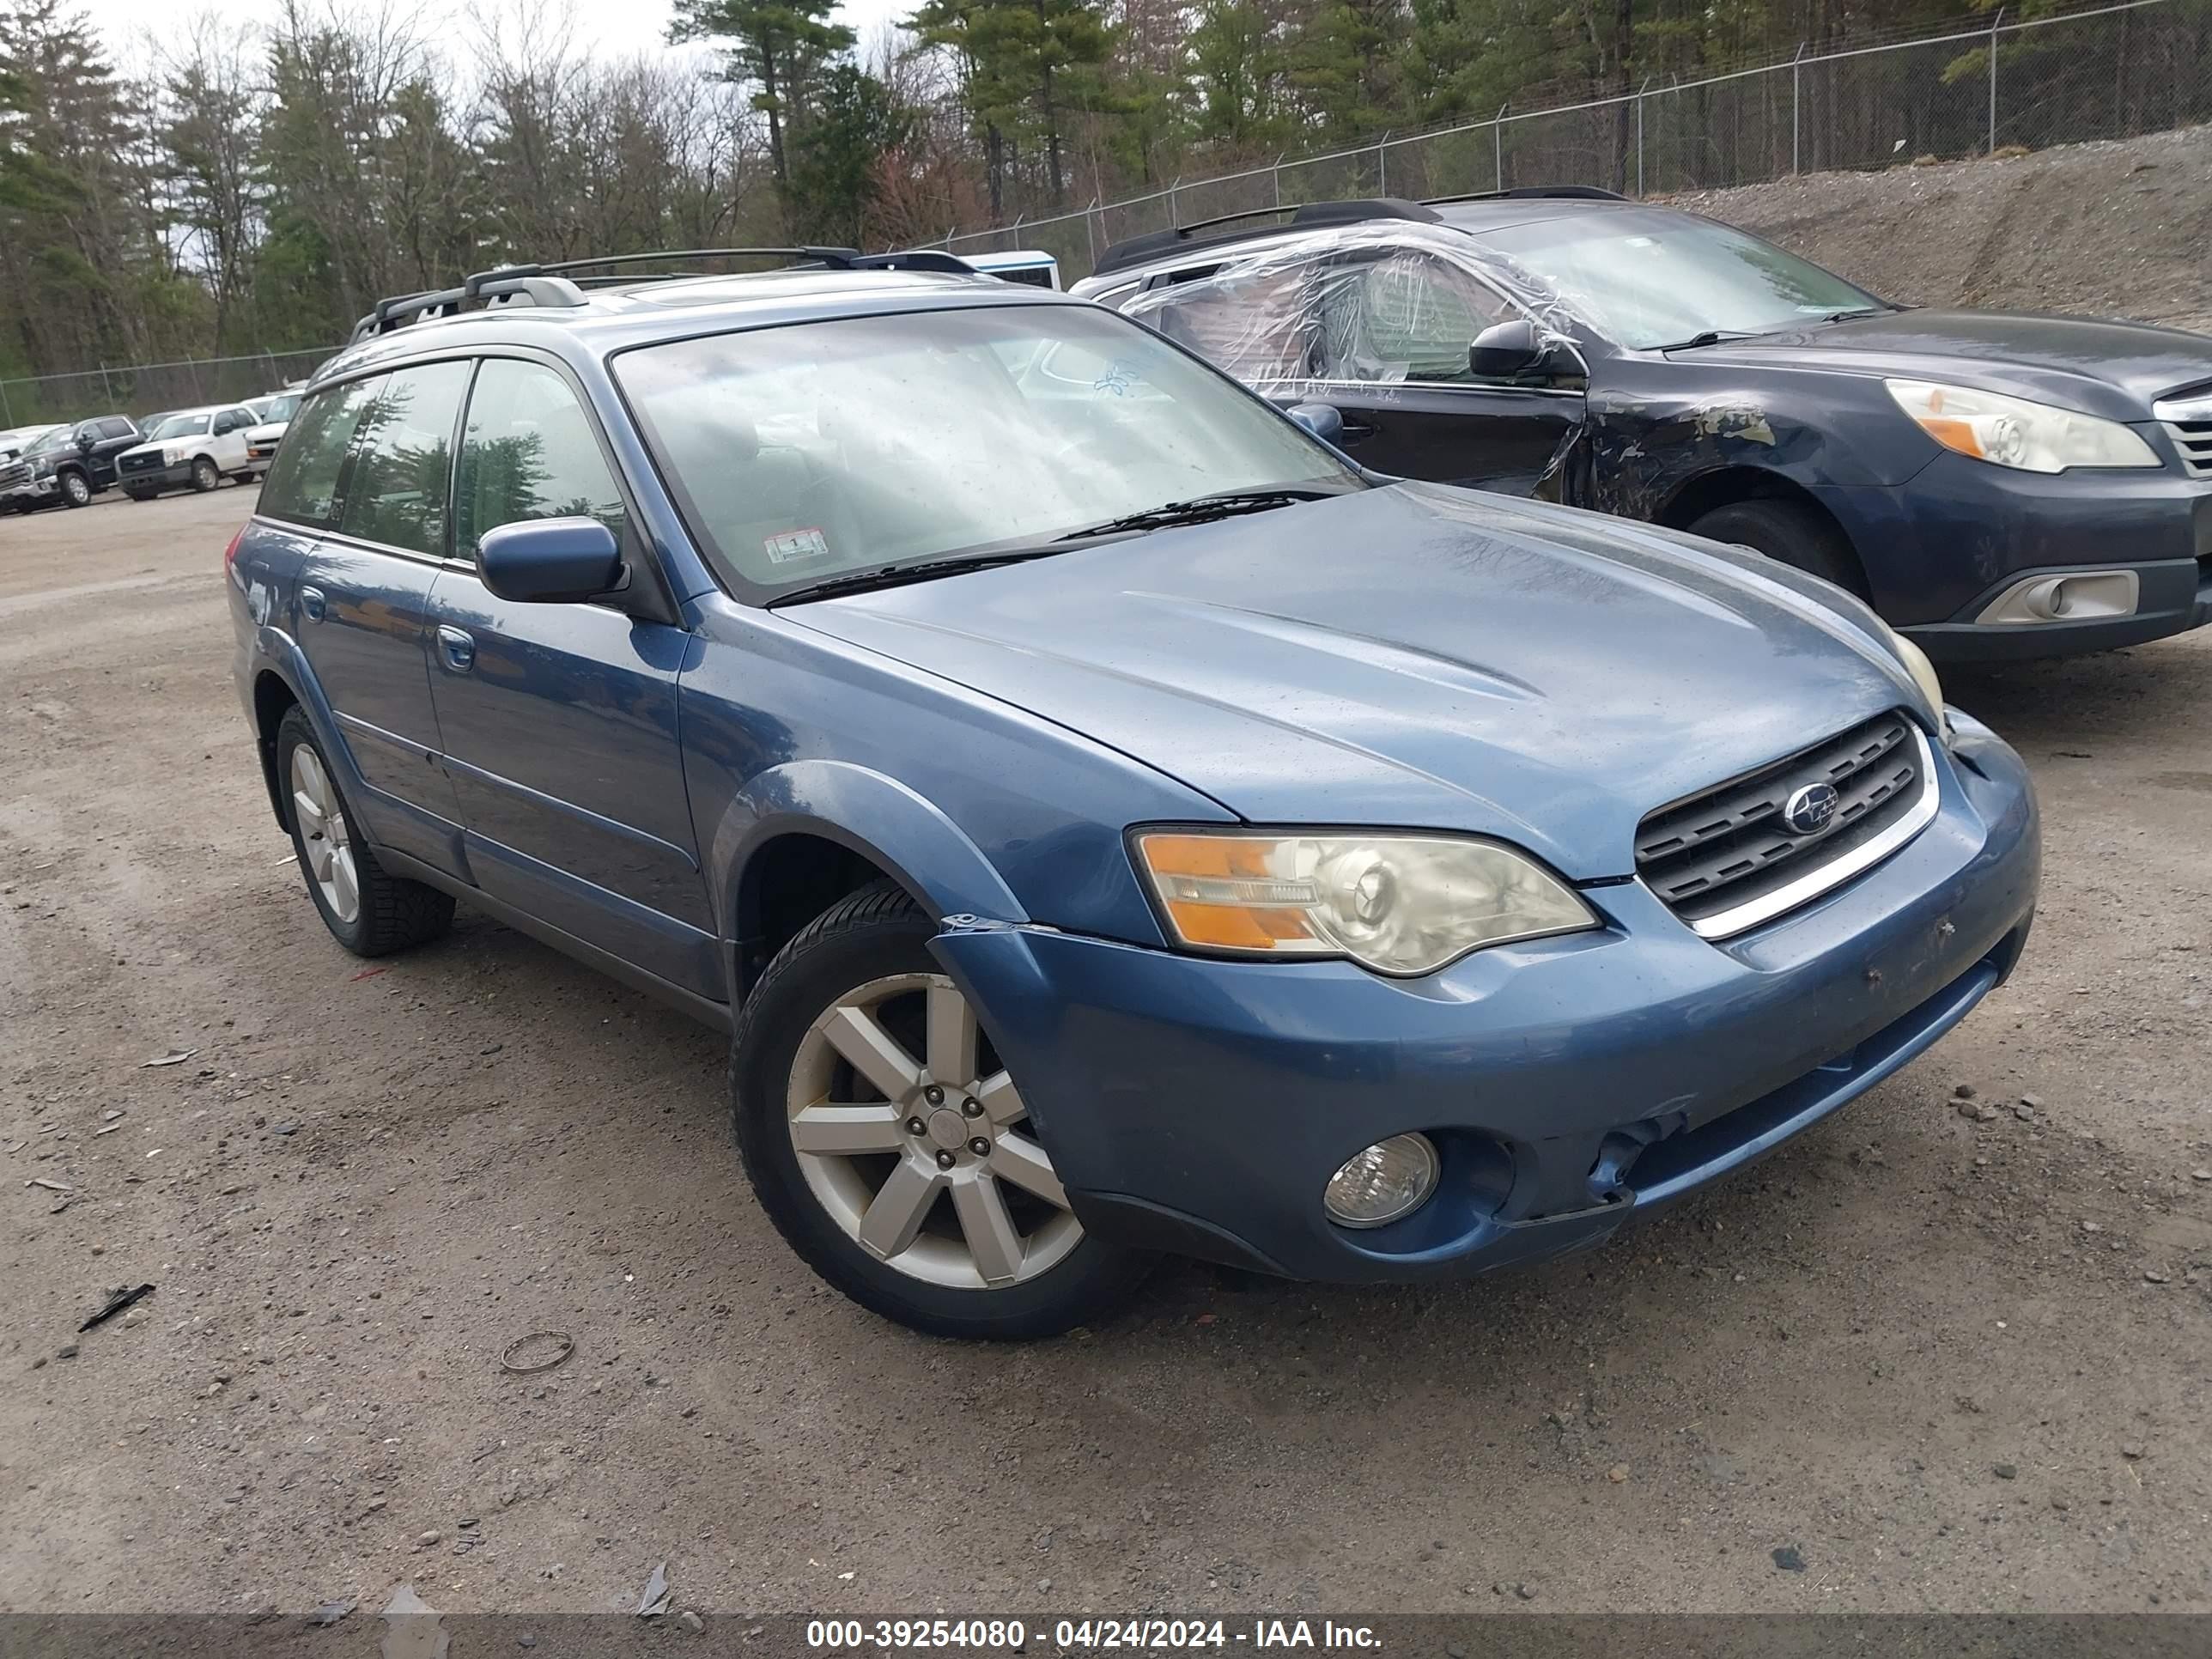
[258,377,384,529]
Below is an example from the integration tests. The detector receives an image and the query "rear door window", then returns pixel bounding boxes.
[258,376,385,530]
[452,359,627,562]
[337,362,473,557]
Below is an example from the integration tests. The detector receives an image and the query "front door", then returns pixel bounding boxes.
[1300,250,1584,496]
[421,356,717,996]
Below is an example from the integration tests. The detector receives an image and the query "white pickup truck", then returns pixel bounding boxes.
[112,404,261,500]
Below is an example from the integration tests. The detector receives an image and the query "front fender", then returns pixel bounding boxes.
[705,760,1029,935]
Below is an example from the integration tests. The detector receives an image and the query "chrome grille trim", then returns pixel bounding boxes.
[1685,726,1938,939]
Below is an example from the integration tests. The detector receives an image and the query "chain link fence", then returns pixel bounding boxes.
[0,347,337,434]
[943,0,2212,281]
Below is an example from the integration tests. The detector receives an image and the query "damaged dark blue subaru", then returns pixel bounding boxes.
[228,249,2039,1338]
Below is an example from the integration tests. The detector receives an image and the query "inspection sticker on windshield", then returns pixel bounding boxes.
[763,526,831,564]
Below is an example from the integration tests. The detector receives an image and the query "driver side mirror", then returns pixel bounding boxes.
[479,516,624,605]
[1285,402,1345,445]
[1468,318,1550,380]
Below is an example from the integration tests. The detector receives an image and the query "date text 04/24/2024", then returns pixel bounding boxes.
[805,1620,1382,1650]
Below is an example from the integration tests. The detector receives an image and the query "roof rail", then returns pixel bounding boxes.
[1090,197,1442,279]
[1422,185,1629,206]
[346,246,981,348]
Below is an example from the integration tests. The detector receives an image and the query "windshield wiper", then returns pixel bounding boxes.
[1657,329,1764,351]
[1051,487,1340,544]
[768,546,1071,605]
[1821,306,1890,322]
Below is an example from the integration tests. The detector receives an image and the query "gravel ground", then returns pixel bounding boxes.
[2,480,2209,1622]
[1674,125,2212,332]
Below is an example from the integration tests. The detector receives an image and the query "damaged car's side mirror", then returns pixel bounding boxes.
[1468,318,1550,380]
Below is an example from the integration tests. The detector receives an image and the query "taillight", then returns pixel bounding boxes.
[222,523,246,577]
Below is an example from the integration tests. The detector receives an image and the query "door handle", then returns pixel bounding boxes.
[299,585,326,622]
[1338,418,1378,441]
[436,625,476,672]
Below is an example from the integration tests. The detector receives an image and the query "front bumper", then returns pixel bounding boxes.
[1826,451,2212,662]
[118,461,192,490]
[2,475,60,505]
[933,714,2038,1284]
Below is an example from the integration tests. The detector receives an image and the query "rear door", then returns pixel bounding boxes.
[273,365,470,872]
[210,406,256,472]
[88,417,138,483]
[421,355,716,994]
[1299,249,1583,495]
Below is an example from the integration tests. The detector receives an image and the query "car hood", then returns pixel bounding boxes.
[246,422,287,442]
[1674,309,2212,421]
[118,440,172,460]
[787,483,1928,880]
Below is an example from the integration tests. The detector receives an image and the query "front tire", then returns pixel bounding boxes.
[275,706,454,957]
[1687,499,1863,597]
[731,880,1149,1339]
[189,457,220,493]
[58,471,91,507]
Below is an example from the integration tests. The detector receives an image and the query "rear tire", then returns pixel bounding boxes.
[189,457,219,493]
[1688,499,1863,597]
[731,879,1151,1339]
[275,706,454,957]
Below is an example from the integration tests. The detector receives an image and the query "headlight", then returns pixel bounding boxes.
[1133,830,1596,976]
[1877,620,1948,732]
[161,446,185,465]
[1885,379,2158,473]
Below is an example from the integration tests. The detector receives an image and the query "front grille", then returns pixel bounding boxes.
[119,452,162,473]
[2154,389,2212,479]
[0,462,28,489]
[1636,712,1929,935]
[2164,420,2212,479]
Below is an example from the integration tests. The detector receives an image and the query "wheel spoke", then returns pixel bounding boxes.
[975,1070,1025,1126]
[855,1157,942,1261]
[925,982,978,1085]
[988,1129,1069,1210]
[327,810,349,849]
[305,836,335,881]
[291,790,325,837]
[822,1005,921,1103]
[789,1103,909,1157]
[951,1170,1025,1285]
[330,851,360,918]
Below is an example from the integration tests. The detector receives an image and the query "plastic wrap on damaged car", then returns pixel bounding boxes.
[1121,222,1591,495]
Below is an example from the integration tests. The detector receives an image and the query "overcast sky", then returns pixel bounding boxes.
[88,0,914,79]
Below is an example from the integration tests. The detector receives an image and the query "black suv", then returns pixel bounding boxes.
[1074,191,2212,662]
[0,414,145,512]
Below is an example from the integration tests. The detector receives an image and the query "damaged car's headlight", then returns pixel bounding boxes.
[1885,380,2158,474]
[1133,830,1597,976]
[1876,619,1950,742]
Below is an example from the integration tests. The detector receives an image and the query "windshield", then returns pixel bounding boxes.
[146,411,212,441]
[20,426,72,457]
[254,394,303,423]
[1480,210,1884,349]
[612,302,1358,599]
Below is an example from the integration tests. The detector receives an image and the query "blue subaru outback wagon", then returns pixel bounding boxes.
[228,247,2040,1338]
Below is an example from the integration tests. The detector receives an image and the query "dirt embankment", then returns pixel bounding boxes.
[1673,125,2212,332]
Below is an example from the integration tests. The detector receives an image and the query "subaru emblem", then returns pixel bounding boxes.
[1782,782,1841,837]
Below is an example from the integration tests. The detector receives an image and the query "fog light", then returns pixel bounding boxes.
[1323,1133,1440,1228]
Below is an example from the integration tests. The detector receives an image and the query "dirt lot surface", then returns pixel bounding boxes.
[1675,125,2212,333]
[2,480,2209,1622]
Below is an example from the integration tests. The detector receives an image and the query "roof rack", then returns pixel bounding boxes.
[1422,185,1628,206]
[1089,197,1443,279]
[346,246,978,344]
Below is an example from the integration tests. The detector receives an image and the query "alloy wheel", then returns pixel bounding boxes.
[289,744,361,924]
[786,972,1079,1289]
[63,472,89,505]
